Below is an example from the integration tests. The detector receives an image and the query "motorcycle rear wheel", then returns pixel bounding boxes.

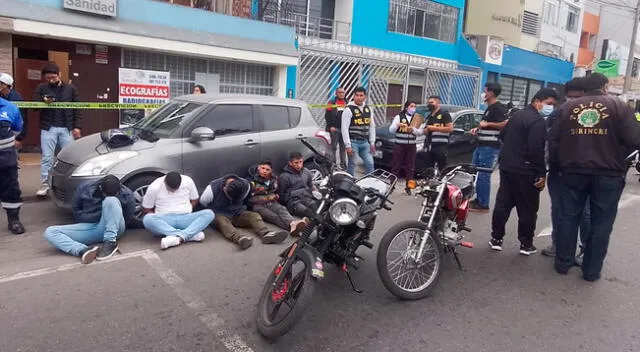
[377,220,443,300]
[256,254,317,339]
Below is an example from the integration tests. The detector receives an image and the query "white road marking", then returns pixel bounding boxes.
[536,193,640,237]
[0,249,255,352]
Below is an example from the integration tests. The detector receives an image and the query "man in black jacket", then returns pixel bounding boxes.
[324,87,348,169]
[33,63,82,197]
[489,88,558,256]
[549,73,640,281]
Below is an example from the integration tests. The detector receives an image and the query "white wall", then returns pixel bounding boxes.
[333,0,353,25]
[521,0,544,51]
[584,0,639,61]
[539,0,584,62]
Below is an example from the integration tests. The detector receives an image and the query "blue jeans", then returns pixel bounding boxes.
[471,146,500,208]
[41,127,73,183]
[143,210,215,241]
[347,139,375,176]
[555,173,625,280]
[547,170,590,247]
[44,197,125,257]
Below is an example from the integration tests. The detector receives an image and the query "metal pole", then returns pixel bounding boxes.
[623,0,640,94]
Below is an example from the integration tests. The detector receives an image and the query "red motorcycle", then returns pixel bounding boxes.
[376,164,483,300]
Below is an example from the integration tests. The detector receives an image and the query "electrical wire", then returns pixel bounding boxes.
[585,0,637,12]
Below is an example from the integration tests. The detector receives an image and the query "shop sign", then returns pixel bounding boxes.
[119,68,170,105]
[594,60,619,78]
[491,14,521,27]
[95,45,109,64]
[485,37,504,66]
[63,0,117,17]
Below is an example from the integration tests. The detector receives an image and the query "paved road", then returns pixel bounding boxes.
[2,172,640,352]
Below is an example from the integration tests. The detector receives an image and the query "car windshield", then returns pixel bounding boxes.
[132,101,203,138]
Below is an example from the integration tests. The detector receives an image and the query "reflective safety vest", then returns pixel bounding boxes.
[395,114,417,144]
[348,105,371,140]
[477,128,501,144]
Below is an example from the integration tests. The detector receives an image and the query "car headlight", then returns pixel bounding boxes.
[329,198,360,226]
[72,151,138,177]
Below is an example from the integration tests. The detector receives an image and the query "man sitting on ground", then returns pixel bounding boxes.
[279,152,318,218]
[142,172,215,250]
[201,175,289,250]
[248,160,307,236]
[44,175,135,264]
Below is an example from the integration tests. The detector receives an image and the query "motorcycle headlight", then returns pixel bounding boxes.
[329,198,360,226]
[72,151,138,177]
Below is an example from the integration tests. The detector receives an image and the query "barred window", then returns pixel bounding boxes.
[387,0,459,43]
[522,11,540,37]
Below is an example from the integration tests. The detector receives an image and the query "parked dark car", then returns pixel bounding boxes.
[373,104,484,176]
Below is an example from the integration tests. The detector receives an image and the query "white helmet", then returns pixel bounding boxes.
[0,73,14,87]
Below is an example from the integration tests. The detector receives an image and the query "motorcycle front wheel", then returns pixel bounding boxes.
[377,220,443,300]
[256,254,317,339]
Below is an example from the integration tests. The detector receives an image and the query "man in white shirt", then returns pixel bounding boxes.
[142,172,215,250]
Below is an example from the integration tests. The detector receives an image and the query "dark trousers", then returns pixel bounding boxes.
[555,173,624,280]
[253,202,295,231]
[547,170,590,246]
[0,149,22,218]
[491,171,540,247]
[330,130,347,169]
[287,198,317,218]
[213,211,269,244]
[425,144,448,172]
[391,143,417,183]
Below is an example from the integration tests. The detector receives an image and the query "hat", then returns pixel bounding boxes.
[99,175,121,197]
[164,172,182,190]
[0,73,13,87]
[225,179,248,201]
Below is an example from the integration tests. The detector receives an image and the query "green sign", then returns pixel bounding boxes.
[594,60,620,77]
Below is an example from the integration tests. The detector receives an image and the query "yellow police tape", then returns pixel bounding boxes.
[13,101,405,109]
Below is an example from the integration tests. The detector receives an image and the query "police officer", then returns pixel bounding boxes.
[0,96,25,234]
[549,73,640,281]
[0,73,27,149]
[489,88,558,256]
[341,86,376,176]
[324,87,348,169]
[423,95,453,172]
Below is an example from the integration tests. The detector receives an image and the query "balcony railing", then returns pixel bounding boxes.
[262,13,351,43]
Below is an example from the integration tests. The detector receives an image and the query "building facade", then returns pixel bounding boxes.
[538,0,584,65]
[0,0,298,146]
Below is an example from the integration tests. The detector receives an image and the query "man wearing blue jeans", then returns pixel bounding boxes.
[44,175,135,264]
[470,82,508,212]
[341,86,376,176]
[142,172,215,250]
[33,63,82,197]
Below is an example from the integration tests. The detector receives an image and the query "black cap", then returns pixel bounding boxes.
[165,172,182,190]
[99,175,121,197]
[225,179,248,201]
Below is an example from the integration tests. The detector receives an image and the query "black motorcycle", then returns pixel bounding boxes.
[255,139,397,339]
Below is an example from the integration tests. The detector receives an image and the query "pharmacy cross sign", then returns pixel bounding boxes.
[63,0,117,17]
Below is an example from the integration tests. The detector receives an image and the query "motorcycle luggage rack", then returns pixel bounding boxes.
[358,169,398,195]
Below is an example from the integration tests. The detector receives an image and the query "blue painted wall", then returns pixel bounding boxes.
[286,66,297,98]
[351,0,465,61]
[15,0,295,45]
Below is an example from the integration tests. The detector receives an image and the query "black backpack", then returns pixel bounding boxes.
[100,128,137,149]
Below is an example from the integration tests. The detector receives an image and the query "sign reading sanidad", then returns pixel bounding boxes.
[63,0,117,17]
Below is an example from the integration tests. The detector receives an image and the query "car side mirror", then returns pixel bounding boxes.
[190,127,215,142]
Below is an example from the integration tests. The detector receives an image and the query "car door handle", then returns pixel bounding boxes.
[244,140,259,146]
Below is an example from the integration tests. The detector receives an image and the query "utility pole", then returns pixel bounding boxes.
[623,0,640,94]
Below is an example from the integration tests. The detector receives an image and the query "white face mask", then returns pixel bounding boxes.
[481,92,487,102]
[540,104,554,117]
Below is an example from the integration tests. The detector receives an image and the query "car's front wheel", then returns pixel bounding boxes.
[304,160,328,188]
[124,174,162,228]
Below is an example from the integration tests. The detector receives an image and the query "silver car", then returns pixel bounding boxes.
[49,94,332,225]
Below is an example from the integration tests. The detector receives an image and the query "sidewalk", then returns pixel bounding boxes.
[18,153,42,201]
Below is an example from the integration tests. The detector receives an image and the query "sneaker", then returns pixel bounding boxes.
[262,231,288,244]
[519,245,538,256]
[36,182,50,197]
[541,244,556,257]
[290,220,308,237]
[469,202,490,213]
[80,246,99,264]
[8,219,25,235]
[96,241,119,260]
[161,236,183,250]
[190,231,205,242]
[489,238,503,251]
[237,236,253,250]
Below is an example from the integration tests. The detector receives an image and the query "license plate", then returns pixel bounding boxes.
[374,150,383,158]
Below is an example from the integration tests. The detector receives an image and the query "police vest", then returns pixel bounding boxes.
[395,114,417,145]
[348,105,371,140]
[427,112,450,145]
[477,127,501,144]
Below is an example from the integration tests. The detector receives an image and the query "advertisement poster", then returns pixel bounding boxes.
[118,68,170,126]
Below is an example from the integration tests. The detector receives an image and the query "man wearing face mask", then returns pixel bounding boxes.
[389,100,421,194]
[423,95,453,172]
[489,88,558,255]
[33,63,82,197]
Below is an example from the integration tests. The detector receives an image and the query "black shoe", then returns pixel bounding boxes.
[405,188,412,196]
[8,219,25,235]
[80,246,99,264]
[555,266,570,275]
[262,231,288,244]
[489,238,503,251]
[469,202,490,213]
[237,236,253,250]
[97,241,119,260]
[519,244,538,256]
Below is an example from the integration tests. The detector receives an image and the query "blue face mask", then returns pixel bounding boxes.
[540,104,554,117]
